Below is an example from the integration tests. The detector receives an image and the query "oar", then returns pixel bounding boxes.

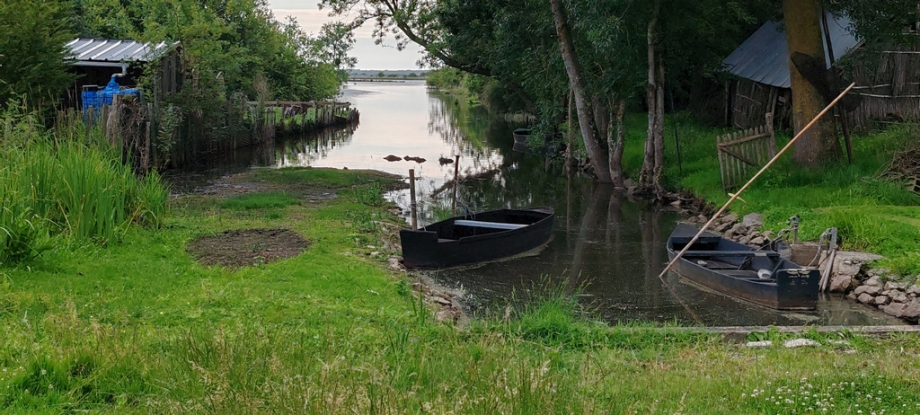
[657,83,857,282]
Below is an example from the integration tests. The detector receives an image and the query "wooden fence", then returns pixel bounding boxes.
[845,50,920,132]
[81,98,358,171]
[717,113,776,192]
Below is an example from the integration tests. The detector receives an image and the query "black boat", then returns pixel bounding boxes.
[400,208,554,269]
[512,128,532,143]
[666,223,820,310]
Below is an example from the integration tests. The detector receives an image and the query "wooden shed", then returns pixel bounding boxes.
[722,12,860,129]
[65,38,182,106]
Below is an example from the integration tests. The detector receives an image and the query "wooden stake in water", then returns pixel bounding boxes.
[452,155,460,212]
[657,83,856,282]
[409,169,418,230]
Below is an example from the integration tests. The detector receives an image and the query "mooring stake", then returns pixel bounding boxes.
[409,169,418,230]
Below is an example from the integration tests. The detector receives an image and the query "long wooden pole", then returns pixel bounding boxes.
[657,83,856,281]
[452,155,460,212]
[409,169,418,230]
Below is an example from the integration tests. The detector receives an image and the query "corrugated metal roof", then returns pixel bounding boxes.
[66,38,178,64]
[723,12,859,88]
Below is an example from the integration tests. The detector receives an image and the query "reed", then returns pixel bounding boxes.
[0,109,167,262]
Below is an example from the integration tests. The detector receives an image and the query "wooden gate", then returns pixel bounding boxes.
[717,113,776,192]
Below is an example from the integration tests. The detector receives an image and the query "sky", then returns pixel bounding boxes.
[268,0,425,70]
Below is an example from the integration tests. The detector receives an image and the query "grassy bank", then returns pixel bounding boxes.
[2,166,920,413]
[615,113,920,276]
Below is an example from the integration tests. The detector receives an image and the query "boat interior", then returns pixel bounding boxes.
[424,210,549,242]
[670,233,784,282]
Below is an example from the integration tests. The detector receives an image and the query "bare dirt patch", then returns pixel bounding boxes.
[187,229,311,268]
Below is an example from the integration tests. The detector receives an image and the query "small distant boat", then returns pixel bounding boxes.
[512,128,532,143]
[666,223,820,310]
[400,208,554,269]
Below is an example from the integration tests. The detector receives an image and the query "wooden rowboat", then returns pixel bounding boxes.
[400,208,554,269]
[666,223,820,310]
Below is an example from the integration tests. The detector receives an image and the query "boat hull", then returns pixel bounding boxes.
[667,224,820,310]
[400,208,554,269]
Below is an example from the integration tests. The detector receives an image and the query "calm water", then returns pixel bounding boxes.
[170,81,903,327]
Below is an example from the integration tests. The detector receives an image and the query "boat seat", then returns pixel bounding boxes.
[682,250,778,258]
[722,270,774,280]
[438,238,455,243]
[454,220,527,230]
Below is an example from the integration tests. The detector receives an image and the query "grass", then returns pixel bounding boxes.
[0,110,167,263]
[617,113,920,276]
[2,167,920,413]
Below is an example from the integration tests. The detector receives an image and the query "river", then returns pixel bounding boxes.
[170,80,903,327]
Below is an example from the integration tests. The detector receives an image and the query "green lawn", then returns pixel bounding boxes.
[2,168,919,413]
[622,114,920,277]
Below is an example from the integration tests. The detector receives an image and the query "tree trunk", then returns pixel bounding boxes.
[640,0,661,188]
[566,89,575,172]
[783,0,841,167]
[653,59,666,193]
[607,98,627,187]
[549,0,612,182]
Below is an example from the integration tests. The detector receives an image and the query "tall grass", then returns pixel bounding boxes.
[0,108,168,263]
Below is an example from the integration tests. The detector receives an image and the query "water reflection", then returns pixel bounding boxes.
[165,81,904,326]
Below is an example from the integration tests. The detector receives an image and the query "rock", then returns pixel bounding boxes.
[903,299,920,320]
[715,222,732,233]
[762,231,775,240]
[874,295,891,306]
[881,302,908,318]
[881,290,891,297]
[697,214,708,223]
[745,340,773,348]
[846,292,857,301]
[369,251,380,257]
[829,256,862,293]
[853,285,870,296]
[885,281,907,291]
[867,268,890,278]
[388,256,403,270]
[624,179,638,188]
[830,274,854,293]
[739,235,752,245]
[724,229,736,240]
[730,223,747,235]
[907,285,920,296]
[432,296,452,306]
[891,291,909,304]
[784,338,821,348]
[435,309,454,322]
[826,340,851,346]
[750,237,765,246]
[867,285,882,295]
[742,212,763,229]
[858,293,875,304]
[865,276,882,287]
[722,213,739,224]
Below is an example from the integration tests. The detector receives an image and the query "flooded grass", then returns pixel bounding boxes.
[2,168,919,413]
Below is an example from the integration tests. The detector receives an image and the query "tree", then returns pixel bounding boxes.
[0,0,74,108]
[548,0,612,183]
[783,0,840,167]
[314,22,358,83]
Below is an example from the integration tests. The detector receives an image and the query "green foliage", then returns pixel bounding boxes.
[0,108,168,263]
[0,0,75,108]
[2,167,920,412]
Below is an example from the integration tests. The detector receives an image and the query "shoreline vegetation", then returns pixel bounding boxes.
[1,96,919,412]
[2,146,919,411]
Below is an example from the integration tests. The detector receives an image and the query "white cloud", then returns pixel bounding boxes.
[271,7,424,70]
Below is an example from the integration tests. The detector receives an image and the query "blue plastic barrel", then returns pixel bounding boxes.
[102,77,121,105]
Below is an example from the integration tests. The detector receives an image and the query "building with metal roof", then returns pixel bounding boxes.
[64,38,182,107]
[722,12,860,128]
